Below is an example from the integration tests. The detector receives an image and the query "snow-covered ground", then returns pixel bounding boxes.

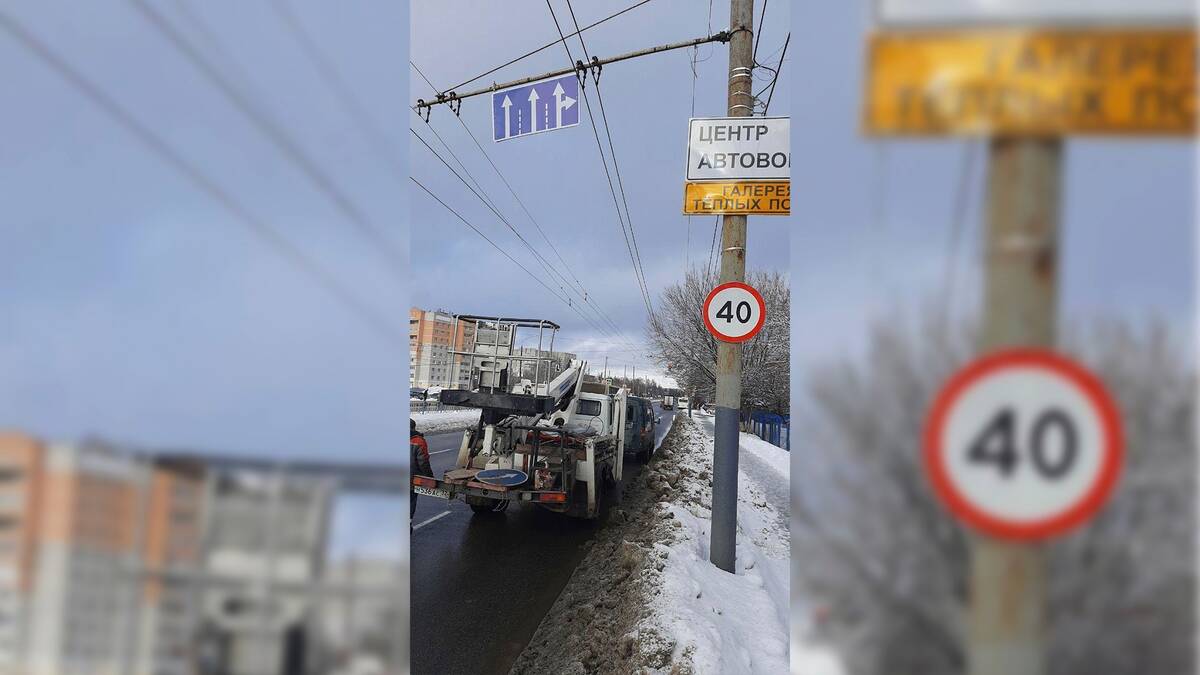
[658,411,845,675]
[410,408,480,434]
[628,415,788,674]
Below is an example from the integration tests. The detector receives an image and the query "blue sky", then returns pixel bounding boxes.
[791,2,1195,375]
[409,0,792,384]
[0,2,406,558]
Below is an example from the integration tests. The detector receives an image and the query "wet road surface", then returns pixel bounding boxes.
[410,405,676,675]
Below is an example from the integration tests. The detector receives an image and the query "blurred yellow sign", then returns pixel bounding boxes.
[863,28,1196,136]
[683,181,790,215]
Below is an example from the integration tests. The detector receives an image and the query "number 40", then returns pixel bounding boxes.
[716,300,752,324]
[967,407,1077,480]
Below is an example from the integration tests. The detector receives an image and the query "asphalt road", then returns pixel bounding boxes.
[410,404,678,675]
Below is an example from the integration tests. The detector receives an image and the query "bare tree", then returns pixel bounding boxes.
[646,267,789,413]
[795,310,1194,675]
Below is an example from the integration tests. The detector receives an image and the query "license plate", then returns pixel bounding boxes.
[414,485,450,499]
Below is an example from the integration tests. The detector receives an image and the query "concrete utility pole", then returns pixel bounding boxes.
[969,137,1061,675]
[709,0,754,574]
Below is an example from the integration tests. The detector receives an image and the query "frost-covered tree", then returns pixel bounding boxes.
[795,312,1194,675]
[646,267,789,414]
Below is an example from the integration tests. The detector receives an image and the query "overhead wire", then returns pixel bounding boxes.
[127,0,407,280]
[409,63,639,351]
[410,176,628,345]
[761,33,789,115]
[556,0,655,318]
[544,0,650,316]
[751,0,767,68]
[0,9,404,344]
[266,0,406,182]
[409,127,624,344]
[411,62,633,346]
[438,0,656,96]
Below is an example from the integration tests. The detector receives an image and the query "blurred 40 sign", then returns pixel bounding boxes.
[702,282,766,343]
[924,349,1123,540]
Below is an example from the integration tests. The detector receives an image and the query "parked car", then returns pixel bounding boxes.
[410,387,427,401]
[624,396,659,463]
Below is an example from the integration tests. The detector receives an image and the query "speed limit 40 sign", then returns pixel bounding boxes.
[924,349,1123,541]
[703,282,766,343]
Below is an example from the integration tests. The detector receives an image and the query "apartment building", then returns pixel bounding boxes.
[409,308,476,389]
[0,433,204,675]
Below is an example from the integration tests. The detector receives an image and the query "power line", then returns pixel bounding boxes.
[707,215,720,278]
[266,0,406,182]
[409,126,576,303]
[410,120,636,349]
[408,124,630,348]
[556,0,654,318]
[568,2,653,312]
[752,0,768,68]
[762,33,789,115]
[438,0,656,96]
[410,62,640,352]
[412,62,610,328]
[544,1,650,318]
[128,0,407,279]
[0,9,404,344]
[411,176,627,343]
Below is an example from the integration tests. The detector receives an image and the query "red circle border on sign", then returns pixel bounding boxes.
[923,348,1124,542]
[702,282,767,344]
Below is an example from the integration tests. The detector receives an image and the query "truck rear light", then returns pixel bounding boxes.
[413,476,438,489]
[535,492,567,503]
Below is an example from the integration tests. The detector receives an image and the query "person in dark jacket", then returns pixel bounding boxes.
[411,418,433,521]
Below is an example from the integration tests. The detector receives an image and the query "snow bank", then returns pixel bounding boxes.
[410,408,480,434]
[510,414,816,675]
[637,416,790,674]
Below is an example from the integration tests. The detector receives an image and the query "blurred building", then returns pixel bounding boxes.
[0,433,403,675]
[514,346,577,383]
[0,433,203,675]
[409,307,476,389]
[195,469,333,675]
[318,557,403,670]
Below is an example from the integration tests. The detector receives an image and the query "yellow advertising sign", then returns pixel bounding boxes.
[683,181,790,215]
[863,28,1196,136]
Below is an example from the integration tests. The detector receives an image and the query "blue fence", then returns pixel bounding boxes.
[746,410,790,451]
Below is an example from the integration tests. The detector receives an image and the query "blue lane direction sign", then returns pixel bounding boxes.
[492,74,579,142]
[476,468,529,487]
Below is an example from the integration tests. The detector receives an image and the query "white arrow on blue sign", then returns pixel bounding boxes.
[492,74,580,142]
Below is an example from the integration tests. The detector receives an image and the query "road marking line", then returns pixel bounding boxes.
[413,510,452,531]
[430,448,456,455]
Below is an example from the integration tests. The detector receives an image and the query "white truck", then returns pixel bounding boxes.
[662,395,676,410]
[411,315,627,519]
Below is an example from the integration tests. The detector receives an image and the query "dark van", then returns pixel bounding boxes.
[624,396,659,463]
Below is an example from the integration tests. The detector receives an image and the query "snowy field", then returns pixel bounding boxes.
[410,408,480,434]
